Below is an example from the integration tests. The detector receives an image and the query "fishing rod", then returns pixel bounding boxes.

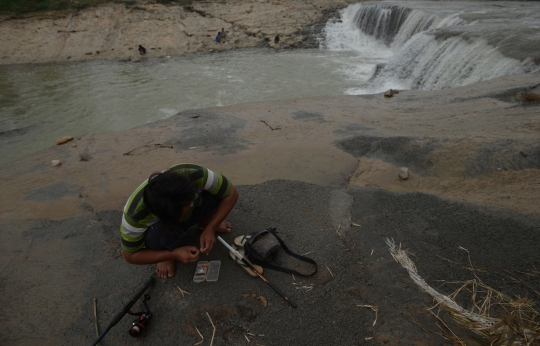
[217,236,297,308]
[91,276,156,346]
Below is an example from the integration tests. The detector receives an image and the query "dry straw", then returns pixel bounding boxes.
[385,238,540,345]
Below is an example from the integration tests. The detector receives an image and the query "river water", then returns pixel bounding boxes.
[1,1,539,167]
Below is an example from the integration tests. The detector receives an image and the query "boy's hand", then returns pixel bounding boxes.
[200,228,216,254]
[175,246,200,263]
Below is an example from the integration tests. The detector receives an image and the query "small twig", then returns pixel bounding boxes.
[427,308,466,346]
[260,120,280,130]
[436,254,487,273]
[176,285,193,298]
[244,333,251,342]
[370,249,374,256]
[301,251,314,256]
[93,298,100,339]
[405,249,418,259]
[348,219,361,227]
[194,326,204,345]
[342,244,356,252]
[326,266,334,278]
[295,284,314,292]
[436,254,460,265]
[206,312,216,346]
[494,264,540,297]
[335,225,346,239]
[357,305,379,326]
[0,236,34,276]
[123,144,173,156]
[458,246,482,280]
[407,313,448,340]
[516,270,539,277]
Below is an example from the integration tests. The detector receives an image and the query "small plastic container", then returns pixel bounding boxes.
[206,260,221,282]
[193,261,208,283]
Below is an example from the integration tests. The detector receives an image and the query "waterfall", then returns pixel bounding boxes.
[321,3,540,93]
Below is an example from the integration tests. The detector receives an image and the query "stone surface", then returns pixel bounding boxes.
[399,167,409,180]
[384,89,397,97]
[0,0,355,65]
[55,136,74,145]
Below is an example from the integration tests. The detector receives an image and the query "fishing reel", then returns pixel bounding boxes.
[127,294,153,338]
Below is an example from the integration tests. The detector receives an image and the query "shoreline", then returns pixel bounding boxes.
[0,0,355,66]
[1,72,539,224]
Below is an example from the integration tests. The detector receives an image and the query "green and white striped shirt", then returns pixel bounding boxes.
[120,163,232,252]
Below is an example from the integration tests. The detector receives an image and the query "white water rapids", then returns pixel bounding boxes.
[321,1,540,93]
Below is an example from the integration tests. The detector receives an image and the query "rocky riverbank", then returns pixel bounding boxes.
[1,72,539,345]
[1,2,540,344]
[0,0,355,65]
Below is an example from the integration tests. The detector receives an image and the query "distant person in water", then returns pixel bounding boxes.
[274,34,280,45]
[120,163,238,278]
[215,32,221,43]
[138,45,147,55]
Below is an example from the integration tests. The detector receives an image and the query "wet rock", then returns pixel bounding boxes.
[517,87,540,103]
[55,136,74,145]
[384,89,398,98]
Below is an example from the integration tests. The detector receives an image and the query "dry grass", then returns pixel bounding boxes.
[385,238,540,345]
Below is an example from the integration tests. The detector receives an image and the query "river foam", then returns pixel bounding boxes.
[321,1,540,93]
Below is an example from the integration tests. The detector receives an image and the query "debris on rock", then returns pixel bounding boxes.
[399,167,409,180]
[55,136,74,145]
[257,295,268,308]
[517,87,540,103]
[385,237,540,345]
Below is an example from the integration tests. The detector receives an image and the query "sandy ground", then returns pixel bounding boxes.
[0,72,540,345]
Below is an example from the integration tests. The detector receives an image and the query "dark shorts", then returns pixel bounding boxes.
[144,191,220,252]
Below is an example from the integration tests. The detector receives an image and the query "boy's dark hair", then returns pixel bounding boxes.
[143,171,196,225]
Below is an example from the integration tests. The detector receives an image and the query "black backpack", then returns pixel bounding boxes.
[243,228,317,277]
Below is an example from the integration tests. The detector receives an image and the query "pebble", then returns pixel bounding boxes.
[55,136,74,145]
[51,160,62,167]
[399,167,409,180]
[384,89,399,98]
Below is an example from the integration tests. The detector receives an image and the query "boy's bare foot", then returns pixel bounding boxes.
[156,259,175,278]
[217,220,232,233]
